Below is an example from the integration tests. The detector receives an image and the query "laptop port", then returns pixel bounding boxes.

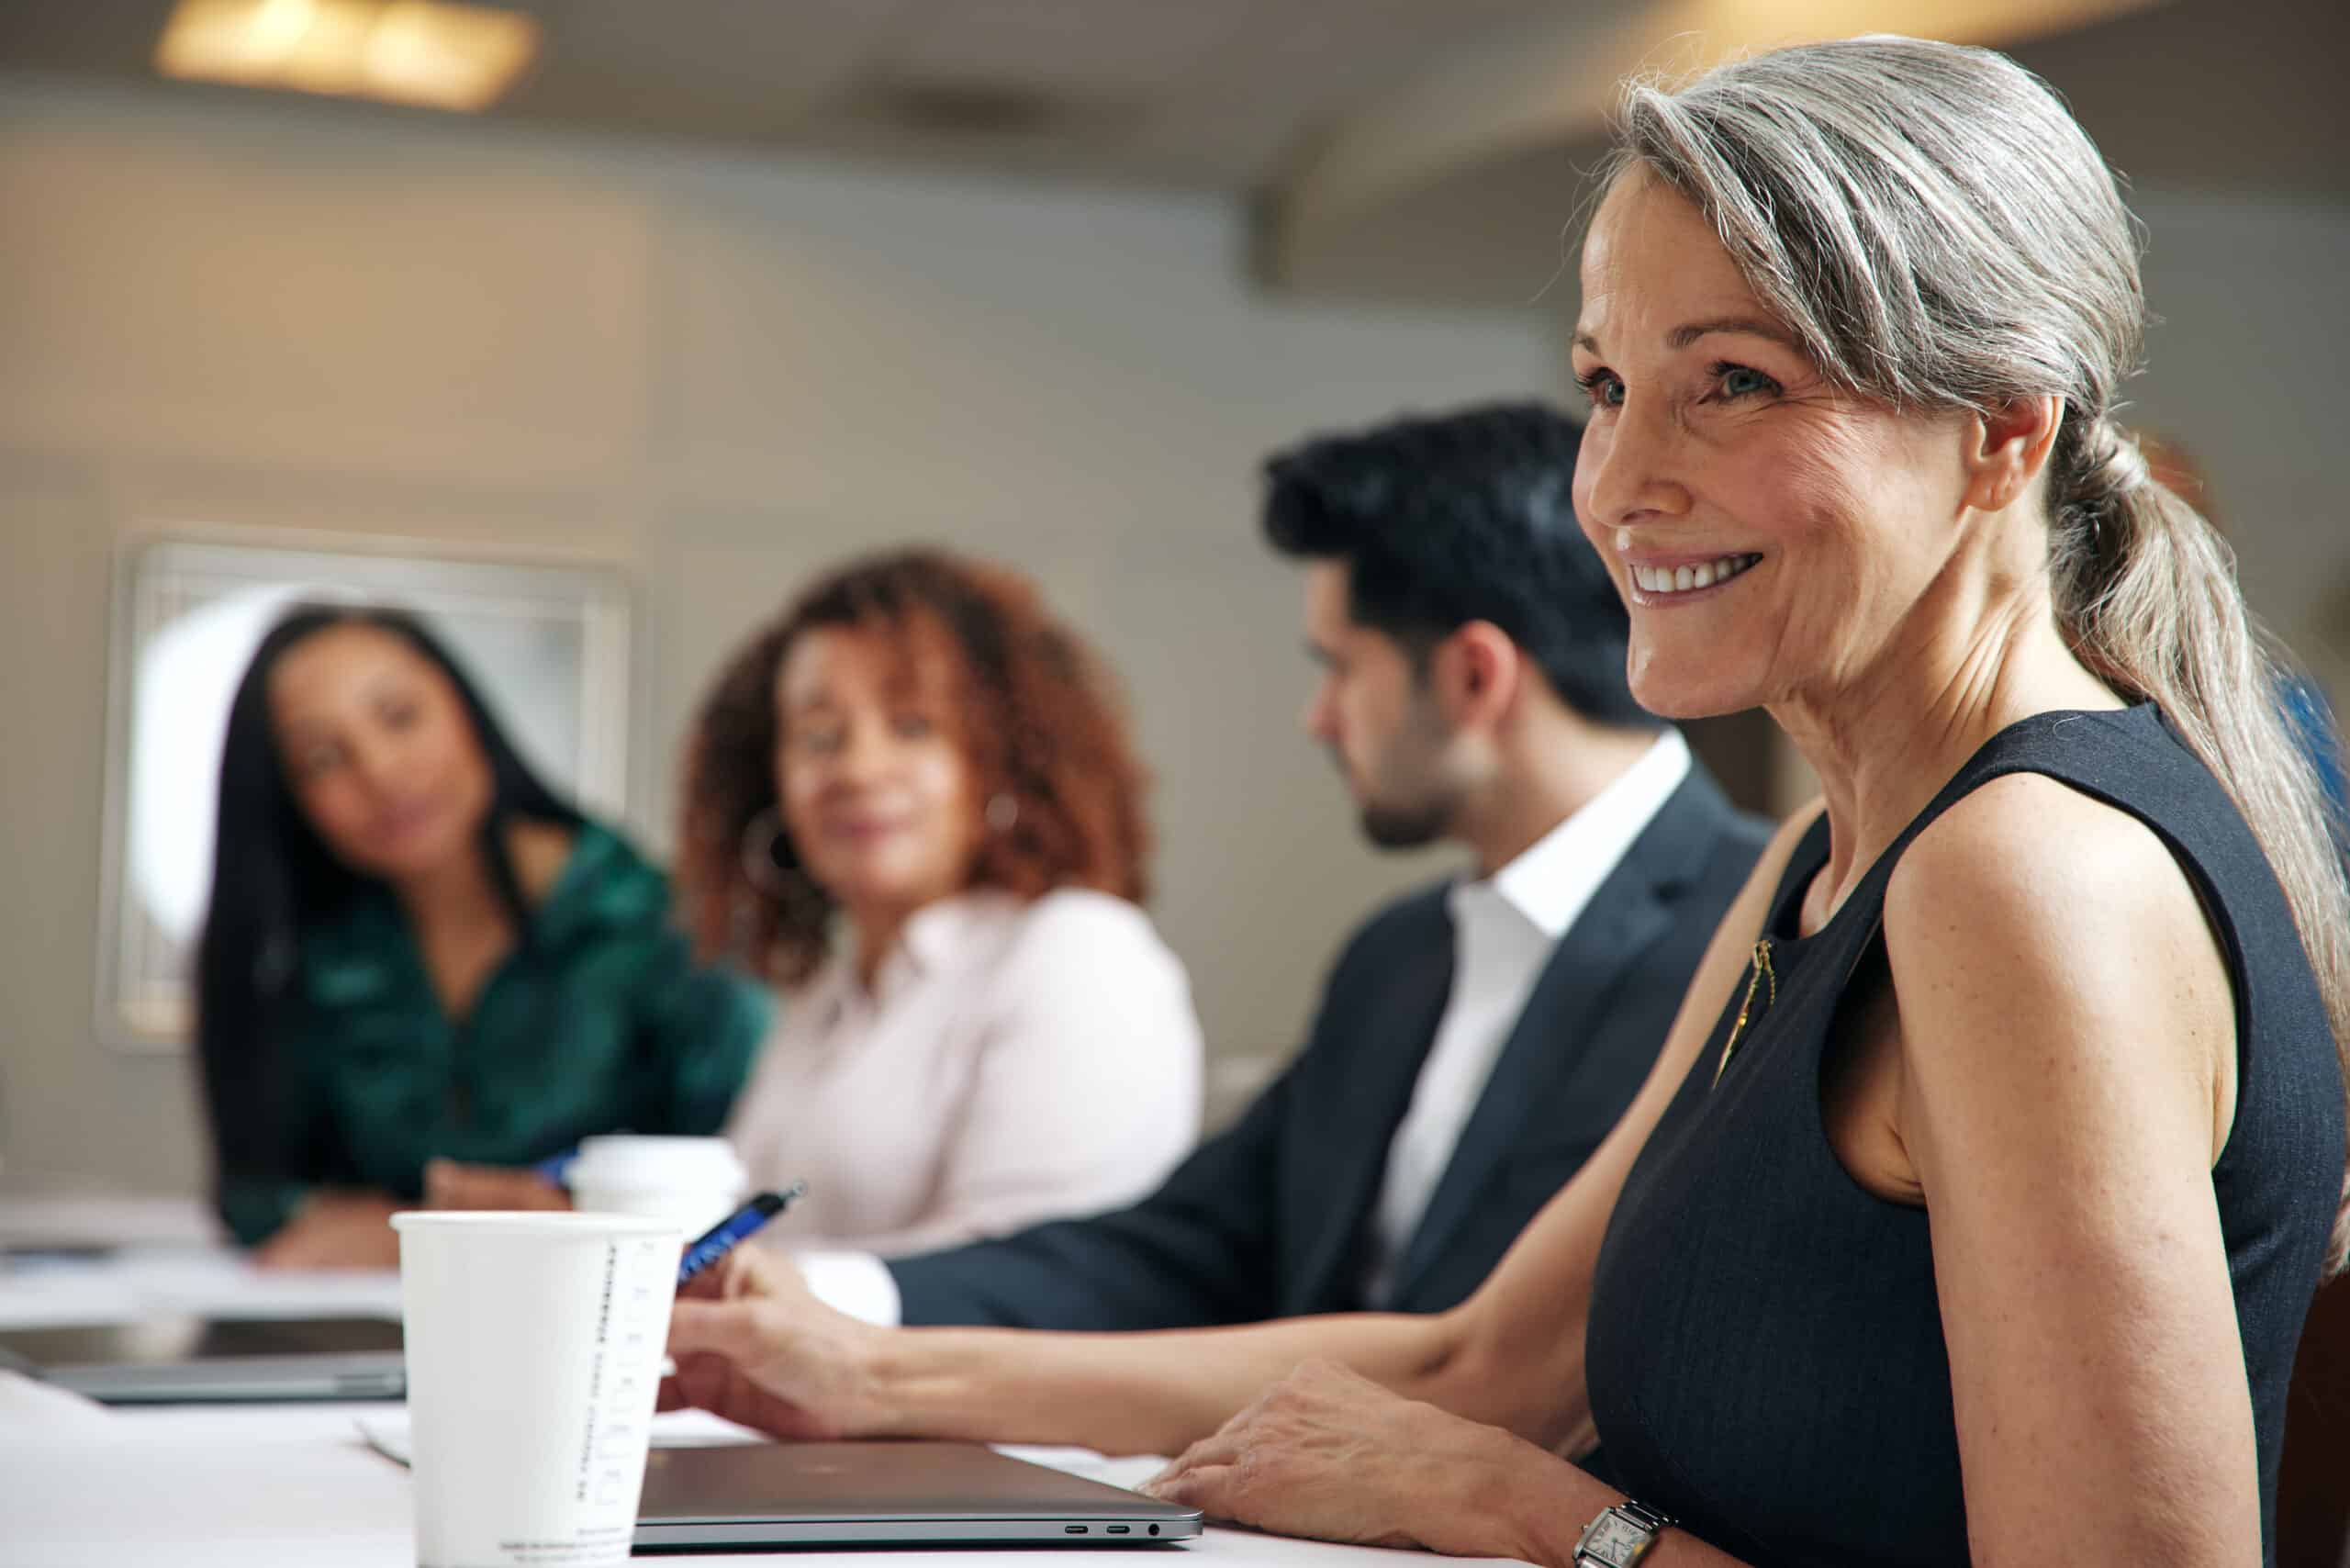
[1107,1526,1132,1535]
[1148,1526,1160,1536]
[1065,1526,1088,1534]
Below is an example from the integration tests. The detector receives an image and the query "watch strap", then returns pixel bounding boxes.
[1572,1498,1676,1567]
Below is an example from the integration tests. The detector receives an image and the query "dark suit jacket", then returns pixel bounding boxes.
[890,763,1773,1327]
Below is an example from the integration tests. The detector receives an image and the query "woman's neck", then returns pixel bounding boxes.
[392,831,509,940]
[1770,574,2121,932]
[845,898,923,994]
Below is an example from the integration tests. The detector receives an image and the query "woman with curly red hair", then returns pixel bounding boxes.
[678,549,1202,1260]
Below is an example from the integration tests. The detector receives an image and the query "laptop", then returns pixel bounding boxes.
[0,1316,406,1404]
[632,1439,1203,1549]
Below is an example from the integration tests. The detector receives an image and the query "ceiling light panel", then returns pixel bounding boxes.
[153,0,540,112]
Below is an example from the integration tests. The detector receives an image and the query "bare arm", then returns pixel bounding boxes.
[667,807,1820,1457]
[1888,777,2256,1565]
[251,1191,403,1269]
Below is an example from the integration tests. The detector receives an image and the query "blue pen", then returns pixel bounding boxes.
[677,1182,807,1286]
[531,1146,578,1187]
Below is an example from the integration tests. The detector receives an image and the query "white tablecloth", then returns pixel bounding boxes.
[0,1216,1528,1568]
[0,1393,1510,1568]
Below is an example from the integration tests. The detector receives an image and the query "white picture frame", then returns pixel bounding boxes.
[94,530,635,1053]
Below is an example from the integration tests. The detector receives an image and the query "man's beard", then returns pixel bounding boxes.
[1336,704,1458,850]
[1356,793,1452,849]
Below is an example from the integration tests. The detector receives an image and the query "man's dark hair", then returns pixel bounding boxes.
[1260,401,1655,730]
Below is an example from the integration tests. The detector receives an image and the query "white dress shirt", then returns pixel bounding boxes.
[805,733,1691,1326]
[728,887,1202,1277]
[1358,728,1691,1303]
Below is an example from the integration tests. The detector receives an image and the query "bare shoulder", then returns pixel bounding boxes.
[507,817,580,904]
[1886,771,2209,951]
[1884,772,2234,1156]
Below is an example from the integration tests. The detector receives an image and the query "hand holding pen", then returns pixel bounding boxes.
[660,1205,889,1441]
[677,1181,807,1287]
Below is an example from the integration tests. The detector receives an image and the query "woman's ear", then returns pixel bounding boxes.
[1963,395,2065,513]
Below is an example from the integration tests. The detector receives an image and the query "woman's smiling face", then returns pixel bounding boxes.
[1569,169,1976,722]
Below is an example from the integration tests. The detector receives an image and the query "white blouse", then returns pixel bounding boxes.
[724,887,1203,1257]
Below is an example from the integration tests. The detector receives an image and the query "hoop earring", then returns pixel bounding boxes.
[985,792,1019,834]
[740,806,805,900]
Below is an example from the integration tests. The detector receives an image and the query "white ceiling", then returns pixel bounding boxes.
[0,0,1597,186]
[2,0,2340,308]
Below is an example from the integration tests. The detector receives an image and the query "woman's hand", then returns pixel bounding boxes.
[421,1159,571,1212]
[252,1192,403,1269]
[1140,1360,1585,1558]
[658,1245,893,1440]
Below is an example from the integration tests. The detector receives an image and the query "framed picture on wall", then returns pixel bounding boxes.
[94,532,635,1052]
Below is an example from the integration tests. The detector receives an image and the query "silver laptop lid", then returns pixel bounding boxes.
[0,1316,405,1404]
[634,1440,1203,1549]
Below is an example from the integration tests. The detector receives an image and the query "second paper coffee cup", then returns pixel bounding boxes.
[565,1135,747,1236]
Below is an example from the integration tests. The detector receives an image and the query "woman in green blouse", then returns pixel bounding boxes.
[196,604,769,1268]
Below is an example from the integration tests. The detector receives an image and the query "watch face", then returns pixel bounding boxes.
[1583,1512,1650,1565]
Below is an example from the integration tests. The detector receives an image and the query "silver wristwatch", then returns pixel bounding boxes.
[1572,1499,1675,1568]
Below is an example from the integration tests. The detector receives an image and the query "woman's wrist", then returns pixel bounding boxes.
[1473,1432,1624,1568]
[833,1316,916,1439]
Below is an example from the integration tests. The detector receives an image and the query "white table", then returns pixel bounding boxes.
[0,1217,1527,1568]
[0,1393,1507,1568]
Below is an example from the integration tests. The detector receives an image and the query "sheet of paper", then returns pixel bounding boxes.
[355,1404,770,1466]
[0,1367,116,1431]
[997,1444,1169,1490]
[352,1414,1169,1491]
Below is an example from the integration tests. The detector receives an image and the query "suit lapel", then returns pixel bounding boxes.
[1290,899,1458,1311]
[1383,774,1723,1305]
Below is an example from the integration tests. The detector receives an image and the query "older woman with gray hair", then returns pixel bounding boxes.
[654,36,2348,1568]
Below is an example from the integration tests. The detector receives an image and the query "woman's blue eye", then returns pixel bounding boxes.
[1575,371,1625,409]
[1719,365,1777,398]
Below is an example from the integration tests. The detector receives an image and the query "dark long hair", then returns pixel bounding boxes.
[194,603,584,1196]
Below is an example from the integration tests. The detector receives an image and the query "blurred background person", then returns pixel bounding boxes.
[676,550,1203,1256]
[196,604,769,1267]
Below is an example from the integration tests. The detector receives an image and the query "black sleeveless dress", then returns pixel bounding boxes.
[1583,705,2344,1567]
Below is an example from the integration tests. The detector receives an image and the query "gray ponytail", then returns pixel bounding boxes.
[1606,36,2350,1271]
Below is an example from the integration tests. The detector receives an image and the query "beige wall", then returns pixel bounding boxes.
[0,77,1564,1196]
[2125,185,2350,688]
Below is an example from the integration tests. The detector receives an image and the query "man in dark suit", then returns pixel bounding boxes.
[799,403,1772,1330]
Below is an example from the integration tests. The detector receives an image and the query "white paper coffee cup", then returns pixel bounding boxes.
[393,1211,685,1568]
[565,1135,746,1237]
